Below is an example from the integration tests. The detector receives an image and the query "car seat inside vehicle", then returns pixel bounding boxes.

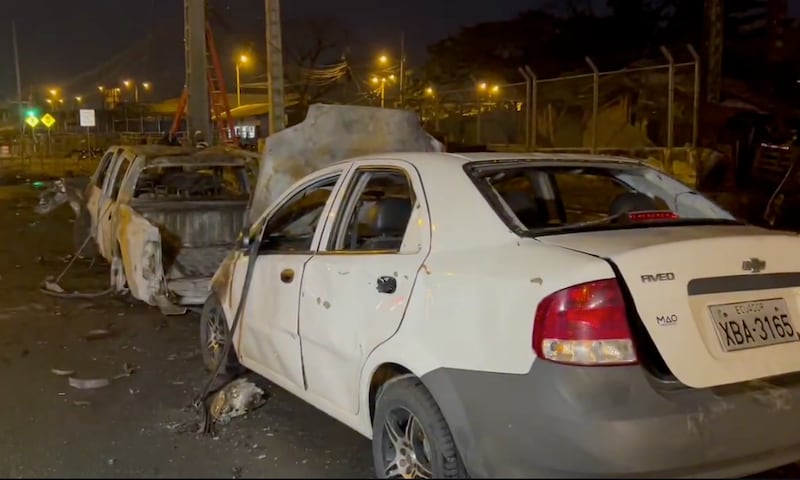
[357,197,413,251]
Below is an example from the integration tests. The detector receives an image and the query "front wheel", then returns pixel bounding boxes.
[199,294,243,375]
[372,377,467,479]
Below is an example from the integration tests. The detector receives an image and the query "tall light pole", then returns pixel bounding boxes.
[476,82,500,144]
[235,54,249,107]
[371,74,396,108]
[123,79,139,102]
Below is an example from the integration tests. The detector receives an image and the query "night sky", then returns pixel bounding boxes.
[1,0,798,102]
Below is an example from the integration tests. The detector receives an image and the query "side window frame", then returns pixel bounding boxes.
[109,156,133,201]
[93,150,117,189]
[257,174,342,255]
[325,166,417,254]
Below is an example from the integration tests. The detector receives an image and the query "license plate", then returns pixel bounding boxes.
[709,299,800,352]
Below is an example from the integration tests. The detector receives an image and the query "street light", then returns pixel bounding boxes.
[235,54,250,107]
[123,79,139,102]
[48,88,59,97]
[378,54,389,65]
[476,82,500,144]
[371,75,396,108]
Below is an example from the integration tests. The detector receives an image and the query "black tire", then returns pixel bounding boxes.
[199,294,243,375]
[372,377,467,479]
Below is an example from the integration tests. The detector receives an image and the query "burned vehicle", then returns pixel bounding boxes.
[84,145,257,314]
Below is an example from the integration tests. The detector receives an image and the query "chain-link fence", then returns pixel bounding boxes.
[430,49,700,153]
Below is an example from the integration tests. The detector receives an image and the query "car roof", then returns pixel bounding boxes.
[339,151,647,169]
[109,145,257,167]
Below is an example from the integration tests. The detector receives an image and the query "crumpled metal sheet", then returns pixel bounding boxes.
[209,378,266,425]
[248,104,444,223]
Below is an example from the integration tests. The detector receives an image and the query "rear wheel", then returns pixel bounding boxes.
[372,377,467,479]
[199,294,242,374]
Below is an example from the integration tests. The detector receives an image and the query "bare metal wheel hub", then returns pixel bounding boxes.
[205,302,226,366]
[381,407,434,479]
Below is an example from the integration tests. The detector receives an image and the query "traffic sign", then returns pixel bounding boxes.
[25,116,39,128]
[79,109,96,127]
[41,113,56,128]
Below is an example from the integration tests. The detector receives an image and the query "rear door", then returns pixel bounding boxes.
[96,152,133,260]
[87,148,121,234]
[298,161,431,414]
[540,226,800,389]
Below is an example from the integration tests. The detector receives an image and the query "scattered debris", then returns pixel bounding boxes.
[51,368,75,376]
[85,329,113,341]
[111,362,138,380]
[43,281,65,293]
[209,378,266,425]
[68,377,111,390]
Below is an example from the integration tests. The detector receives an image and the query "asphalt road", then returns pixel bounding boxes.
[0,182,373,478]
[0,176,797,479]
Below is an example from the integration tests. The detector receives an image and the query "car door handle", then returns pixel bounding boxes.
[376,276,397,294]
[280,268,295,284]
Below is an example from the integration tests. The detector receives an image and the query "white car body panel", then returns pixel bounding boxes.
[215,152,800,474]
[299,159,432,415]
[540,226,800,389]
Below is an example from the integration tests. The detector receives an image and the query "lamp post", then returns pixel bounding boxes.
[476,82,500,144]
[123,79,139,102]
[371,74,396,108]
[235,54,249,107]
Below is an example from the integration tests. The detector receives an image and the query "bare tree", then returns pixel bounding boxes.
[283,18,352,115]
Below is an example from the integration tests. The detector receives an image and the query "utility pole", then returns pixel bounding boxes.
[12,21,24,158]
[185,0,211,142]
[399,30,406,108]
[265,0,285,134]
[704,0,724,103]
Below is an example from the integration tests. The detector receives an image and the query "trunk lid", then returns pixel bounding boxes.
[538,224,800,388]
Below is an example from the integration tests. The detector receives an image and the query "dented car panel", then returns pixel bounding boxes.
[116,204,166,306]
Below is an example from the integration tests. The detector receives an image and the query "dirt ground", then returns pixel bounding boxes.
[0,165,798,478]
[0,177,372,478]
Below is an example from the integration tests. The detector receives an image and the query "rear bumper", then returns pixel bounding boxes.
[421,362,800,478]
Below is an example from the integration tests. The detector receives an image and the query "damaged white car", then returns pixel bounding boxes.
[204,150,800,478]
[83,145,257,314]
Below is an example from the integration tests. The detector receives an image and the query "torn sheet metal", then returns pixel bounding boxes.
[209,378,266,425]
[249,104,443,223]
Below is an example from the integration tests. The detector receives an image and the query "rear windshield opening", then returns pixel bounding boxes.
[133,165,250,201]
[466,161,739,235]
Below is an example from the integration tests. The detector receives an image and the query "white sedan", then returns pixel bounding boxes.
[202,152,800,478]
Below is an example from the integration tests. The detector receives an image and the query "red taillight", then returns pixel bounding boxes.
[533,279,638,366]
[627,210,679,222]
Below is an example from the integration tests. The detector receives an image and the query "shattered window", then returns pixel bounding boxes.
[468,162,738,235]
[132,165,249,200]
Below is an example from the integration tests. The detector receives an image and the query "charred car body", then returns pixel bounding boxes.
[83,145,257,314]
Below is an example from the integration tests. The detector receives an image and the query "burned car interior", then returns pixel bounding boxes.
[132,165,249,201]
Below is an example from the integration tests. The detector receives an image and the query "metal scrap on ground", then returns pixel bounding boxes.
[209,378,266,425]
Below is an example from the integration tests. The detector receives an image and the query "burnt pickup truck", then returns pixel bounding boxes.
[83,145,258,314]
